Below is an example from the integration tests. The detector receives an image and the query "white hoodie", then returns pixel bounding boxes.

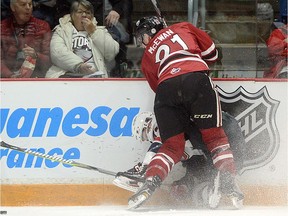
[45,14,119,78]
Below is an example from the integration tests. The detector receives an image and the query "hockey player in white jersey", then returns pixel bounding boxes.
[113,111,245,209]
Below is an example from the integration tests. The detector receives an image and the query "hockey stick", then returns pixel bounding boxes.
[0,141,117,176]
[150,0,168,27]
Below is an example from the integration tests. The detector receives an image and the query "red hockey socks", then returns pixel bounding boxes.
[145,133,185,181]
[200,127,236,175]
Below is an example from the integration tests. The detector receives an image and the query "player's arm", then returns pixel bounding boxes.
[186,22,218,64]
[141,57,159,92]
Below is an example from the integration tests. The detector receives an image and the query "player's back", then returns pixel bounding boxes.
[141,22,216,88]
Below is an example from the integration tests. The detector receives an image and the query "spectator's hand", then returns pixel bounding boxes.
[82,17,96,35]
[22,44,37,59]
[20,67,34,78]
[284,38,288,44]
[78,63,94,75]
[105,10,120,27]
[10,73,22,78]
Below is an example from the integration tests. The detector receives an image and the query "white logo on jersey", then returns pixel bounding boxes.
[170,68,181,74]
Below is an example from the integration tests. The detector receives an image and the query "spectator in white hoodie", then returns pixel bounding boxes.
[45,0,119,78]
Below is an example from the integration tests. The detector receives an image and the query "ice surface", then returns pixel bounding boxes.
[1,205,287,216]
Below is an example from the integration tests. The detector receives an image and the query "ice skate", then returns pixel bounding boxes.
[220,171,244,209]
[113,176,143,192]
[128,175,162,210]
[208,171,222,209]
[113,162,147,192]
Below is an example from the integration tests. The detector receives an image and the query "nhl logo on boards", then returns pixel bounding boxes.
[217,86,280,174]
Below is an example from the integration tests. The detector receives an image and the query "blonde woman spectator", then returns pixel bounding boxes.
[45,0,119,78]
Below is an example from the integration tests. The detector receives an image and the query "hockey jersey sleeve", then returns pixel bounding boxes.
[141,56,159,93]
[186,23,218,64]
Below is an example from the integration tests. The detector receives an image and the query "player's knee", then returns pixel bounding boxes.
[160,132,185,163]
[200,127,236,174]
[200,127,229,152]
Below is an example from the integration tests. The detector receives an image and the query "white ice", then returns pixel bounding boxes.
[1,205,287,216]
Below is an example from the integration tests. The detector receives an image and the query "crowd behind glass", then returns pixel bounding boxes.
[0,0,287,79]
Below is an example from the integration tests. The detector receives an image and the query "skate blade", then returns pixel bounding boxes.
[209,193,221,209]
[113,177,140,193]
[127,193,149,210]
[209,171,221,209]
[231,196,244,209]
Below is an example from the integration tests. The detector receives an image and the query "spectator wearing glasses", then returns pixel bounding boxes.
[45,0,119,78]
[52,0,131,77]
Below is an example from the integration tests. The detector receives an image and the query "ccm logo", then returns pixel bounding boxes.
[194,114,213,119]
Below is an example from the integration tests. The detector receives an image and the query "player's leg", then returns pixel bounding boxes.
[128,76,190,209]
[170,110,245,208]
[188,73,243,208]
[222,111,245,171]
[113,141,162,192]
[128,132,186,209]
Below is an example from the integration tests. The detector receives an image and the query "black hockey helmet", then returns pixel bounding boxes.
[134,16,164,46]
